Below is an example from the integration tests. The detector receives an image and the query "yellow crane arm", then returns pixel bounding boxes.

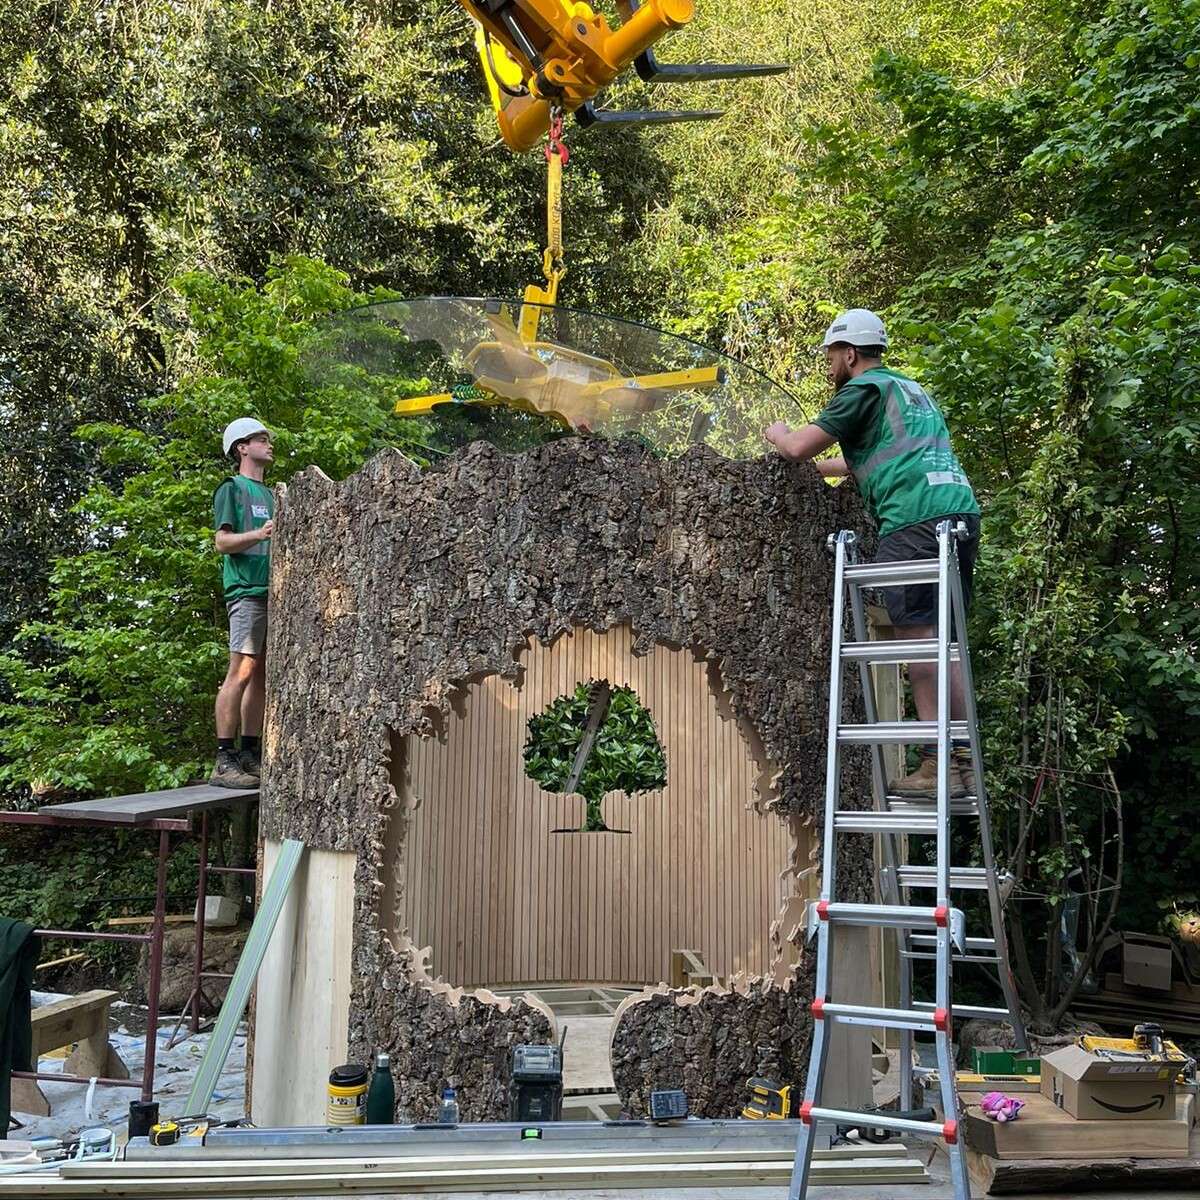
[467,0,696,152]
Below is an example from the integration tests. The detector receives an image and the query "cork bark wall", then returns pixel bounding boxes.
[261,437,873,1119]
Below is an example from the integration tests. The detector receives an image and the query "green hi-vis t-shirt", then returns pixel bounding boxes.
[213,476,274,601]
[812,366,979,536]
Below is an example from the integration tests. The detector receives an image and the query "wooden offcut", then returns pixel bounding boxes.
[10,990,128,1117]
[961,1091,1194,1160]
[37,1145,928,1196]
[250,844,356,1127]
[968,1147,1200,1195]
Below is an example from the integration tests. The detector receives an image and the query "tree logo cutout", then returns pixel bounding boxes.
[523,680,667,832]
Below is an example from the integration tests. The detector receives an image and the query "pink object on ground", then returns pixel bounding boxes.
[980,1091,1025,1122]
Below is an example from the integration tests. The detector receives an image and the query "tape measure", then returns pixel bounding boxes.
[149,1121,180,1146]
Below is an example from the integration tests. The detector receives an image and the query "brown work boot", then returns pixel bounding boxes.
[238,746,262,779]
[953,747,977,797]
[888,754,965,799]
[209,748,259,790]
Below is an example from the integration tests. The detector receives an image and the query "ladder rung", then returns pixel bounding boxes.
[903,949,1001,964]
[891,866,991,890]
[799,1104,957,1141]
[886,796,980,816]
[914,1000,1012,1021]
[834,811,939,834]
[838,720,970,744]
[843,560,942,587]
[815,902,959,931]
[815,1001,940,1031]
[911,934,995,951]
[841,638,960,665]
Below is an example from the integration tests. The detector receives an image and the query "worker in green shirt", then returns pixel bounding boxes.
[209,418,275,789]
[764,309,980,799]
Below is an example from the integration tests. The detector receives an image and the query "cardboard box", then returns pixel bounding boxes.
[1123,933,1173,991]
[962,1091,1193,1160]
[1040,1044,1181,1120]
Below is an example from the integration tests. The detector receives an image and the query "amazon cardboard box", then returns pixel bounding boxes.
[1040,1044,1180,1120]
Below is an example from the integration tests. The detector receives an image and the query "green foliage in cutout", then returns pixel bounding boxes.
[524,681,667,832]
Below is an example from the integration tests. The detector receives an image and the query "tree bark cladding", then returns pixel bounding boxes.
[261,437,873,1118]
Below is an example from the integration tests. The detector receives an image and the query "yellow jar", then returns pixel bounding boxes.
[327,1063,369,1125]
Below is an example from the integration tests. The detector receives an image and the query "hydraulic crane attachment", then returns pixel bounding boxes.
[467,0,786,151]
[390,2,785,438]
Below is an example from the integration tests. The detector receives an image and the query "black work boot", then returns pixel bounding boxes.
[209,748,259,790]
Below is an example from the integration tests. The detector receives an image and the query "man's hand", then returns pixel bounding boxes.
[764,421,792,449]
[256,520,275,542]
[763,421,838,462]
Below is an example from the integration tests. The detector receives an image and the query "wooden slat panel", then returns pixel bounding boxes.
[385,627,807,987]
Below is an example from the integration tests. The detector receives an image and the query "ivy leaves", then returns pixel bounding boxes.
[523,682,667,832]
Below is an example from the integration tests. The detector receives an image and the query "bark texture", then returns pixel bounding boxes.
[611,975,815,1118]
[262,436,873,1119]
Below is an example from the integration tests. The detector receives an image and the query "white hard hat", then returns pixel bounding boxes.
[222,417,271,457]
[820,308,889,349]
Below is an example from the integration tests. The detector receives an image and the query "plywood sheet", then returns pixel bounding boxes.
[251,841,356,1127]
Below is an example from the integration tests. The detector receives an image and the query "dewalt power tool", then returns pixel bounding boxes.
[742,1045,792,1119]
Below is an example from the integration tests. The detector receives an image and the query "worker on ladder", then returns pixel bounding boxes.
[764,309,980,798]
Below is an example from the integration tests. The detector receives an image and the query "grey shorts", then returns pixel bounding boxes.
[874,514,980,628]
[227,596,268,656]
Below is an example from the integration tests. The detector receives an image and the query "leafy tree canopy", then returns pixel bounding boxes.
[524,682,667,832]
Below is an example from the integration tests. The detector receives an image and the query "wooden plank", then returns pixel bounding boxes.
[1103,971,1200,1005]
[41,784,257,825]
[105,915,194,927]
[962,1092,1193,1160]
[30,990,118,1054]
[968,1147,1200,1195]
[31,1156,927,1196]
[63,1149,927,1179]
[34,953,86,972]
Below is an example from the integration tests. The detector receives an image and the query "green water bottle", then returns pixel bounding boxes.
[365,1052,395,1124]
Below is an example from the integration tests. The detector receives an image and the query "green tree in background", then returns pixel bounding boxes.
[525,683,668,832]
[0,258,434,796]
[674,0,1200,1022]
[0,0,666,656]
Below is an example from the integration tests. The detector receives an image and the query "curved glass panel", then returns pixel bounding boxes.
[302,298,802,459]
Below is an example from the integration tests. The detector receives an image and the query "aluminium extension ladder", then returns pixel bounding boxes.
[789,520,1026,1200]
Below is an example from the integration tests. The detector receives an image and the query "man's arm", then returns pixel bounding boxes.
[764,422,838,462]
[215,522,273,554]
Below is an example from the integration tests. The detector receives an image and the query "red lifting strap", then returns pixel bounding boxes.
[943,1119,958,1145]
[545,111,570,165]
[799,1100,814,1125]
[816,899,830,920]
[811,998,826,1020]
[934,1006,950,1031]
[934,904,949,927]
